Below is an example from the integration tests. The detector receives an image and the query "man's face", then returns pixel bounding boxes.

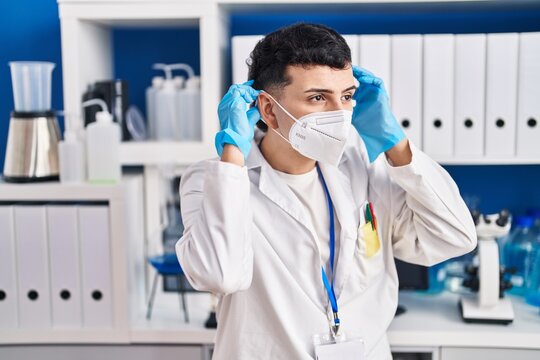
[271,64,356,136]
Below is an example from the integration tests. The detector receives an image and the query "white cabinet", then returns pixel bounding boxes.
[441,347,540,360]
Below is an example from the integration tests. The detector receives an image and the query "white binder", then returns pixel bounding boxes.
[391,34,423,148]
[342,35,359,66]
[358,35,391,95]
[423,34,455,157]
[0,205,18,328]
[485,33,519,158]
[47,205,83,328]
[454,34,487,157]
[517,32,540,157]
[14,205,51,328]
[78,204,113,328]
[232,35,264,84]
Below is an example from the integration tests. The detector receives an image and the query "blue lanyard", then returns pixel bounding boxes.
[316,164,340,335]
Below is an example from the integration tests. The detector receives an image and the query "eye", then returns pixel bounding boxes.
[309,94,325,103]
[341,94,352,102]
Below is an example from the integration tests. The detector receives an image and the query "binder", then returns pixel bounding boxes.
[454,34,487,157]
[485,33,519,157]
[14,205,51,328]
[358,35,391,95]
[0,205,18,328]
[231,35,264,84]
[78,204,113,328]
[391,34,423,148]
[342,35,359,65]
[516,32,540,157]
[47,205,83,328]
[423,34,455,157]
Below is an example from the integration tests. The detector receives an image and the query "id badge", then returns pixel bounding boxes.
[313,331,365,360]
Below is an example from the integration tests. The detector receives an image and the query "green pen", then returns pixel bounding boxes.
[365,203,374,230]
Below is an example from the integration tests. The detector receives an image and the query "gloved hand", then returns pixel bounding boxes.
[352,65,406,163]
[215,80,261,159]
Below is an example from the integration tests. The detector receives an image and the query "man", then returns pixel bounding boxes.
[176,23,477,359]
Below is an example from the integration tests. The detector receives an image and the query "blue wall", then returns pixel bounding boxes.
[1,0,539,216]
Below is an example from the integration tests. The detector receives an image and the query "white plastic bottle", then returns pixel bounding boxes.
[146,76,164,140]
[171,63,201,141]
[82,99,121,184]
[153,64,180,141]
[58,129,85,183]
[180,75,202,141]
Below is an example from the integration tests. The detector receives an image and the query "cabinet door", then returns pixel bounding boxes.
[441,347,540,360]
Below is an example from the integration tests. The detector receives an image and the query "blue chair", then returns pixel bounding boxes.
[146,253,189,322]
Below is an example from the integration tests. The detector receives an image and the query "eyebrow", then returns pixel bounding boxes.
[304,85,357,94]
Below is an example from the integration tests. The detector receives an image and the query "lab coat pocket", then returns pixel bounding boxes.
[355,221,385,288]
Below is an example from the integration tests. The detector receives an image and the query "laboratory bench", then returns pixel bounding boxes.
[2,290,539,359]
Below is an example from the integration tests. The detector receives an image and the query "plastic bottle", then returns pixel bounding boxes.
[146,76,163,140]
[179,75,202,141]
[525,239,540,306]
[58,129,85,183]
[82,99,121,184]
[525,209,540,306]
[153,64,180,141]
[504,216,536,296]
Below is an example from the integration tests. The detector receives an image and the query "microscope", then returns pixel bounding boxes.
[459,209,515,324]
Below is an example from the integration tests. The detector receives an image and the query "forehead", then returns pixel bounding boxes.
[284,64,354,90]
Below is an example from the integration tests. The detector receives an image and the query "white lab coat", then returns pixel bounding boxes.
[176,129,477,359]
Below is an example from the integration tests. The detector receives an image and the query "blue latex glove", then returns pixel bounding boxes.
[215,80,261,159]
[352,65,406,163]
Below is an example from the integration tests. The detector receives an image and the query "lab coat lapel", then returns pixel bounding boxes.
[318,162,359,301]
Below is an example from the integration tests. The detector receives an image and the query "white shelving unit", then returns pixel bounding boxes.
[0,175,145,344]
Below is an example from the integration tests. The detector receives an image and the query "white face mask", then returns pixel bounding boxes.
[261,91,352,166]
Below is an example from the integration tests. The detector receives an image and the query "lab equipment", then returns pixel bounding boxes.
[58,128,85,183]
[126,105,148,141]
[214,80,261,159]
[82,80,130,140]
[3,61,61,182]
[82,99,121,184]
[504,216,536,295]
[525,238,540,306]
[177,72,202,141]
[152,63,200,141]
[460,209,514,324]
[351,65,406,163]
[262,91,352,166]
[146,76,164,139]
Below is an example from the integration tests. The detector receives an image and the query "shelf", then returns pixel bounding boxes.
[118,141,540,166]
[434,157,540,166]
[0,175,140,201]
[120,141,215,166]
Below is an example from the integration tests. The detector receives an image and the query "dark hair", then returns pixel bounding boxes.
[247,23,352,131]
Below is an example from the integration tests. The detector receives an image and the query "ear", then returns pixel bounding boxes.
[257,92,279,130]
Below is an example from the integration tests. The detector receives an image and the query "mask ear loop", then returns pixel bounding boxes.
[258,90,300,145]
